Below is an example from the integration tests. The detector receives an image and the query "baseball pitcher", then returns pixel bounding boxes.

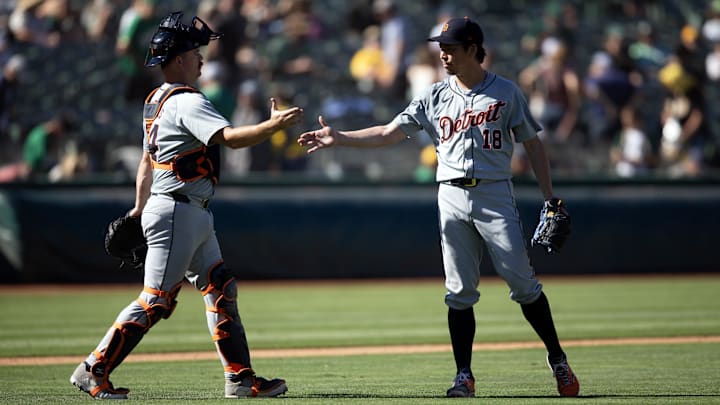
[298,16,579,398]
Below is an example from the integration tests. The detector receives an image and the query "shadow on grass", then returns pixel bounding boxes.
[301,393,720,399]
[572,394,720,399]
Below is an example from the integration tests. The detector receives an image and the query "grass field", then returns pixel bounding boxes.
[1,275,719,404]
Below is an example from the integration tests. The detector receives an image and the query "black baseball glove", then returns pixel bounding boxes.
[104,215,147,271]
[531,198,571,254]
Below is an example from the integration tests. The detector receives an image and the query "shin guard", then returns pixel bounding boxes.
[202,263,252,374]
[89,283,183,376]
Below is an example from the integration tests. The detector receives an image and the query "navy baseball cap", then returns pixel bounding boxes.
[428,17,484,45]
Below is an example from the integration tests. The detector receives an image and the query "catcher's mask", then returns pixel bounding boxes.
[145,11,222,67]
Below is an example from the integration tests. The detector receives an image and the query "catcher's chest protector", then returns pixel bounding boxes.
[144,84,221,184]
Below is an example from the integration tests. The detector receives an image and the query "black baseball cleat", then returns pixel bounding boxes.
[446,369,475,397]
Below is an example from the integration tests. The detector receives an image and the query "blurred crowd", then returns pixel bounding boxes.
[0,0,718,183]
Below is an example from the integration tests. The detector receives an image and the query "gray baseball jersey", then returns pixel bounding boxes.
[393,72,541,182]
[143,82,230,200]
[393,72,543,308]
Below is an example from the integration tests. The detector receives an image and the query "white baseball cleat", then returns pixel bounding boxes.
[225,369,288,398]
[70,362,129,400]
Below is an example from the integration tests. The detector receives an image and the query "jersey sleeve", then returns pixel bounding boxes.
[142,127,152,152]
[175,93,231,145]
[391,87,433,136]
[509,85,542,143]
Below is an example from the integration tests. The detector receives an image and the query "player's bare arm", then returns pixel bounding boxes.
[523,136,555,200]
[212,98,303,149]
[129,151,153,217]
[298,116,406,154]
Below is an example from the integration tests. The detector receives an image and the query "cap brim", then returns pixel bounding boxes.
[427,35,464,44]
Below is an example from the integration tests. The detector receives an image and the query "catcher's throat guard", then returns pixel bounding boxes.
[145,11,222,67]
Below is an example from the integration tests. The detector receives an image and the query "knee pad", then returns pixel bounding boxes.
[202,262,238,321]
[138,283,183,325]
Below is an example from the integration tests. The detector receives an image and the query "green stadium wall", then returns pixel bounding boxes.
[0,181,718,283]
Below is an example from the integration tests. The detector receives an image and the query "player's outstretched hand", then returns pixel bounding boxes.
[269,97,304,130]
[297,116,337,154]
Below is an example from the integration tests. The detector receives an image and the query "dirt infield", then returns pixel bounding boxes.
[2,336,719,366]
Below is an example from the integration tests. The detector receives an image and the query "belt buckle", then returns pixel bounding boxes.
[465,178,478,187]
[200,199,209,209]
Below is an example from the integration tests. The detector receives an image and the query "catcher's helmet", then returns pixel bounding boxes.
[145,11,221,67]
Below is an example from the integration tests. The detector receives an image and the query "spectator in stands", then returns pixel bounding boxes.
[42,0,86,44]
[266,84,307,172]
[197,0,248,89]
[372,0,411,104]
[675,24,707,84]
[582,26,639,149]
[261,10,318,93]
[275,0,325,40]
[199,61,236,120]
[81,0,121,43]
[658,30,711,178]
[406,44,440,101]
[21,111,77,180]
[345,0,377,41]
[0,55,25,156]
[233,0,269,90]
[116,0,160,101]
[0,10,13,65]
[240,0,278,43]
[705,37,720,82]
[520,1,579,65]
[413,143,437,183]
[226,80,264,176]
[609,104,654,177]
[519,36,581,144]
[517,36,581,173]
[628,20,669,80]
[702,1,720,80]
[702,0,720,43]
[349,25,391,94]
[540,1,579,58]
[9,0,62,48]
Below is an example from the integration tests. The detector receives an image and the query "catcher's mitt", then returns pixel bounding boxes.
[531,198,571,254]
[104,215,147,271]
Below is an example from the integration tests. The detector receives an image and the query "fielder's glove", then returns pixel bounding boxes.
[531,198,571,254]
[104,215,147,271]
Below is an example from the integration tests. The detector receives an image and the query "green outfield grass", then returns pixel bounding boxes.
[1,275,719,404]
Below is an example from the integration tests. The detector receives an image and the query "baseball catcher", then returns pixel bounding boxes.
[71,10,301,400]
[104,215,147,271]
[531,198,571,254]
